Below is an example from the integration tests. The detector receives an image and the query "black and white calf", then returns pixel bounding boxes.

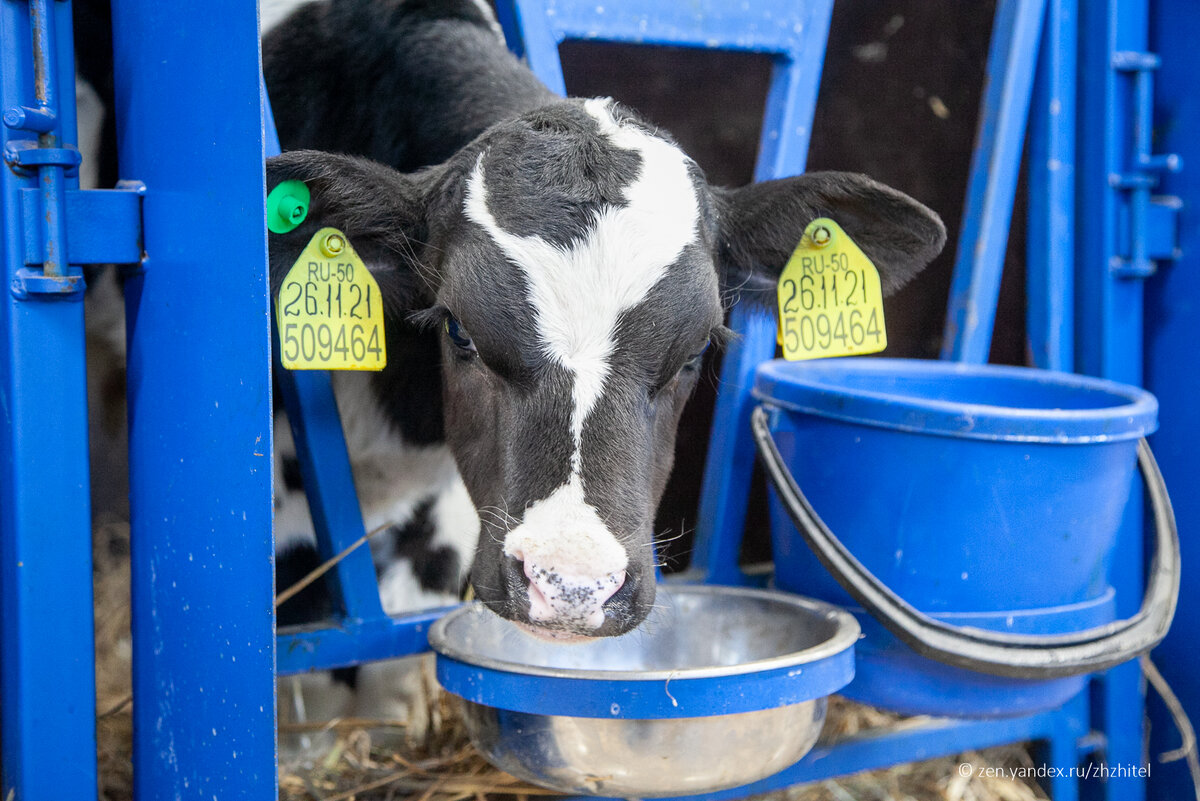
[262,0,947,639]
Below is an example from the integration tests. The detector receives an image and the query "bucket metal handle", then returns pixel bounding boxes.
[751,405,1180,679]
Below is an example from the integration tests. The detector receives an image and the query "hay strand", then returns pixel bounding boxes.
[1142,656,1200,801]
[274,521,394,609]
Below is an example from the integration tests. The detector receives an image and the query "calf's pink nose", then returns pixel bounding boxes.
[523,560,626,630]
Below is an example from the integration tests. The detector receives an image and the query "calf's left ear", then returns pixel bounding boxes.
[713,171,946,302]
[265,150,436,309]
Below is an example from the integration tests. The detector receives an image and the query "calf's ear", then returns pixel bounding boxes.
[713,171,946,303]
[265,150,436,309]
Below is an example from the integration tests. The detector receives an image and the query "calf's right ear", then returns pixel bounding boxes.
[266,150,435,310]
[713,171,947,304]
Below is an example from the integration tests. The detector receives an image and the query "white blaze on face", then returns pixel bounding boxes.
[464,98,700,626]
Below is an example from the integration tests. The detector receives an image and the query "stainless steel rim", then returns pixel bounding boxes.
[428,584,860,682]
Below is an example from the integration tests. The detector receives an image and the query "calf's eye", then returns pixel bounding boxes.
[683,342,709,372]
[444,316,477,355]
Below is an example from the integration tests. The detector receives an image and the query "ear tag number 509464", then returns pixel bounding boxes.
[276,227,387,371]
[776,217,886,361]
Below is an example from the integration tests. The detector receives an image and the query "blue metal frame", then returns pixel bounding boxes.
[674,693,1091,801]
[1027,0,1076,372]
[109,0,277,796]
[1075,3,1188,801]
[0,1,97,797]
[1144,4,1199,798]
[1,0,1185,796]
[942,0,1047,363]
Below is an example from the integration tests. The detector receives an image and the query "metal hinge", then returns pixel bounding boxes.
[3,0,144,301]
[4,131,144,299]
[1109,50,1182,279]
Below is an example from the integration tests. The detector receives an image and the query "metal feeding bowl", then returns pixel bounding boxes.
[429,585,858,797]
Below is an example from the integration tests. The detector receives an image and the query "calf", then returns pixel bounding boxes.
[263,0,946,639]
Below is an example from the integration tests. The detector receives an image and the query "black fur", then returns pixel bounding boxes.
[281,454,305,491]
[276,543,336,628]
[264,0,553,171]
[385,499,461,594]
[479,106,644,248]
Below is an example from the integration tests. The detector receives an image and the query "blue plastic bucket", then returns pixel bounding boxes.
[753,358,1160,717]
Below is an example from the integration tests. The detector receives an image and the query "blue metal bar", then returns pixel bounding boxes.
[500,1,835,54]
[1077,4,1153,801]
[111,0,277,796]
[1077,1,1147,386]
[266,78,390,639]
[941,0,1047,363]
[27,0,67,279]
[278,607,455,675]
[275,370,389,623]
[693,6,835,585]
[1026,0,1076,371]
[0,0,97,796]
[1044,699,1083,801]
[659,692,1088,801]
[1143,5,1200,797]
[19,187,142,265]
[690,305,776,584]
[497,0,568,95]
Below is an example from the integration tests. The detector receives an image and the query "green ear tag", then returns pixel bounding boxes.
[276,228,387,371]
[267,179,311,234]
[776,218,887,360]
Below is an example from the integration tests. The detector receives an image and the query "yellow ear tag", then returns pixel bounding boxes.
[276,227,387,371]
[776,218,886,360]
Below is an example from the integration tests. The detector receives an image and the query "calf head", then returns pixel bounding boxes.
[267,98,945,639]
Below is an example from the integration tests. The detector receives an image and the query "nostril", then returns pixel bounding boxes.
[595,569,626,606]
[603,571,635,611]
[525,576,555,621]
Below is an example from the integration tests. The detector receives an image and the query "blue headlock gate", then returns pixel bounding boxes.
[0,0,1196,799]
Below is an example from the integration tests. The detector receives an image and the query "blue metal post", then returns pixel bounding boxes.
[110,1,277,796]
[1143,2,1199,797]
[1077,0,1150,387]
[1076,4,1155,801]
[941,0,1047,363]
[0,0,97,797]
[694,36,835,585]
[698,11,839,586]
[1026,0,1076,371]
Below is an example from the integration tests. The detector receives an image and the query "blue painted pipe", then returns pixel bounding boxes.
[110,1,277,796]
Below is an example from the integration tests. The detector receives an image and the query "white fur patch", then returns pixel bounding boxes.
[259,0,317,36]
[501,475,626,573]
[468,0,507,43]
[272,372,475,571]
